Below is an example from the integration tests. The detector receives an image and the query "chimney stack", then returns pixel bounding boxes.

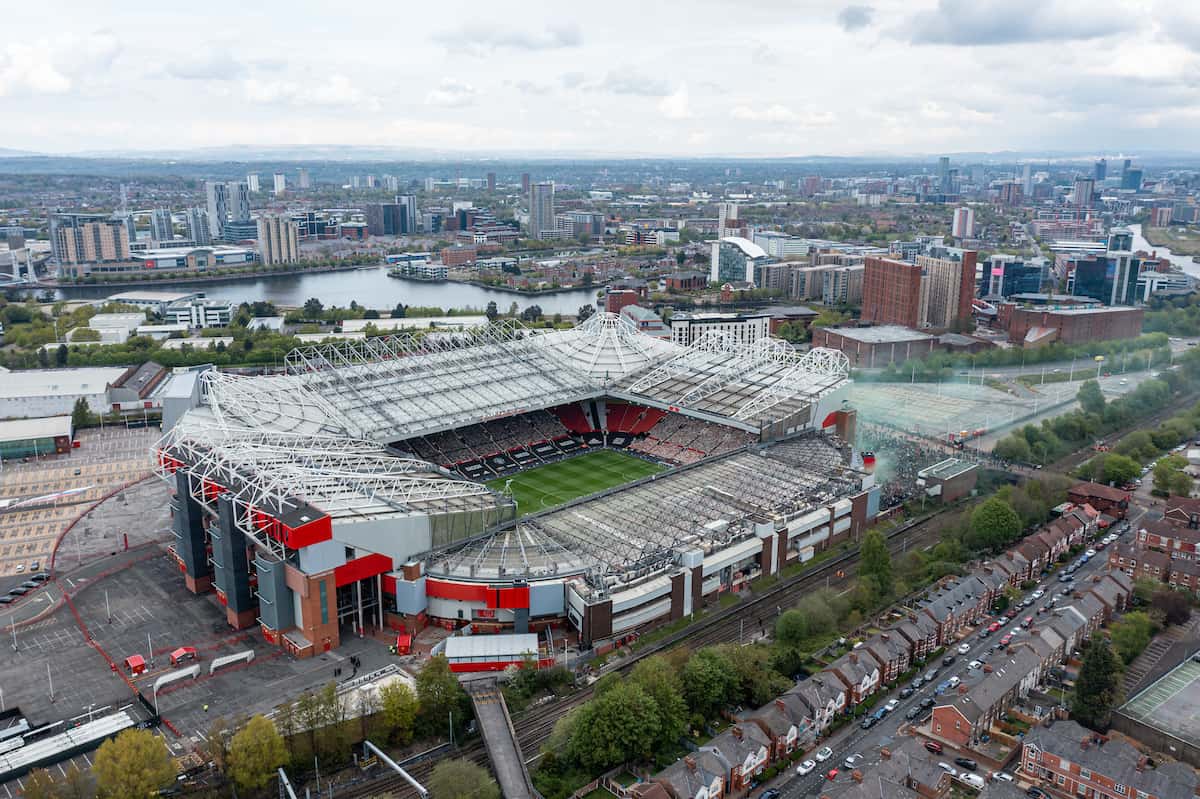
[849,652,858,665]
[732,725,743,741]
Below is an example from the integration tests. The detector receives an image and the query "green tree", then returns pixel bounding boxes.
[1153,455,1188,494]
[577,304,596,322]
[37,346,50,368]
[1101,454,1140,486]
[680,647,738,718]
[228,715,288,794]
[1071,638,1123,730]
[1111,611,1156,664]
[378,680,419,745]
[485,301,498,322]
[993,434,1032,463]
[416,655,471,739]
[429,758,500,799]
[776,609,810,648]
[567,680,662,771]
[70,396,95,430]
[1079,379,1106,416]
[93,728,175,799]
[967,497,1022,552]
[21,769,60,799]
[302,297,324,317]
[1152,589,1192,626]
[630,656,688,751]
[859,528,893,600]
[55,343,68,367]
[1170,471,1194,498]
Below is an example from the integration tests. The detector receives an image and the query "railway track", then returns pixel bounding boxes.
[335,516,937,798]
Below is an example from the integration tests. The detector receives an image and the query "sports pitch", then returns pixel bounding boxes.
[487,449,666,512]
[1119,656,1200,745]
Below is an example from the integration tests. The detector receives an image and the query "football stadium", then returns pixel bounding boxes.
[156,313,879,656]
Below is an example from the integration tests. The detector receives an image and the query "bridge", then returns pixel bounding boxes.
[0,252,37,288]
[464,678,535,799]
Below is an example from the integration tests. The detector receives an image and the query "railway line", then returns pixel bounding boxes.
[335,514,937,798]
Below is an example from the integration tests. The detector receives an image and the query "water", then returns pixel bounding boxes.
[1128,223,1200,279]
[43,266,603,316]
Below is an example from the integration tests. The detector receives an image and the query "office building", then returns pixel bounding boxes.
[1069,228,1140,306]
[165,298,235,328]
[1073,177,1095,208]
[206,181,251,240]
[365,203,403,236]
[951,207,975,239]
[937,156,952,193]
[1022,163,1033,194]
[983,255,1048,298]
[396,195,418,234]
[50,213,132,265]
[669,312,771,347]
[1094,158,1107,181]
[257,215,300,265]
[298,168,311,190]
[710,237,770,284]
[486,172,496,192]
[1122,167,1143,191]
[246,173,260,193]
[150,208,173,243]
[529,182,555,239]
[917,252,976,329]
[717,202,743,238]
[271,173,285,196]
[997,181,1023,205]
[186,208,211,246]
[521,172,531,193]
[822,264,865,305]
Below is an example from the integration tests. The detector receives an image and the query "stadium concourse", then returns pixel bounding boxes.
[155,313,880,657]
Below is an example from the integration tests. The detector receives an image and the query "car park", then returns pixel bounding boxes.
[797,760,816,776]
[30,561,39,571]
[815,747,833,762]
[957,642,971,654]
[30,573,48,583]
[15,565,24,574]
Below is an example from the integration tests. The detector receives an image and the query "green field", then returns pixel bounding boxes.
[487,449,665,512]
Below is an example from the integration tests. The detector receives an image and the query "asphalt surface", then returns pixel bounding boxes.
[763,506,1149,799]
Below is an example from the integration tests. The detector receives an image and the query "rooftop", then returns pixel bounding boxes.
[823,324,935,344]
[0,367,128,400]
[918,458,977,481]
[0,415,72,444]
[106,290,201,303]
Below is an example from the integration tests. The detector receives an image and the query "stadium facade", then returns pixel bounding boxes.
[156,314,879,657]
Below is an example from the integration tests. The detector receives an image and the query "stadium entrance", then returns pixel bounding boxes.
[336,577,382,635]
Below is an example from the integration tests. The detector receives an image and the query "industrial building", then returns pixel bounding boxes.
[0,416,73,460]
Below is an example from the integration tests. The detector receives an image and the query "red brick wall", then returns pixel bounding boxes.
[862,257,922,328]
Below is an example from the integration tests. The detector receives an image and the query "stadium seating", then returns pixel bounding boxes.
[551,403,595,434]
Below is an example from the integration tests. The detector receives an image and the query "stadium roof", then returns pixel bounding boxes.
[199,313,849,443]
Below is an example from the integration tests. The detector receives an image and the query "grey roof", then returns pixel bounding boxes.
[823,324,935,344]
[920,575,990,621]
[1024,720,1199,799]
[0,415,72,444]
[656,751,726,798]
[936,647,1040,723]
[863,632,908,666]
[826,652,877,686]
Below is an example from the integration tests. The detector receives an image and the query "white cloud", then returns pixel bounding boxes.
[425,78,477,108]
[433,22,581,55]
[732,104,799,123]
[599,66,671,97]
[907,0,1132,46]
[0,30,120,97]
[165,48,244,81]
[658,84,692,120]
[244,74,382,111]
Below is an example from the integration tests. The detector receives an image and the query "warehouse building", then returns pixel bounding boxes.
[0,416,73,460]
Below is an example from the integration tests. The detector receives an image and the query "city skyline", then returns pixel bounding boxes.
[4,0,1200,157]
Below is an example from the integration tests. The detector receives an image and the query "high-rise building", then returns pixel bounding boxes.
[863,257,924,328]
[206,181,251,240]
[150,208,173,242]
[1122,158,1132,175]
[396,195,418,234]
[257,215,300,265]
[3,226,25,250]
[717,202,743,239]
[384,175,400,192]
[529,182,555,239]
[951,207,975,239]
[273,173,287,196]
[916,252,977,329]
[937,156,952,193]
[365,203,403,236]
[1094,158,1107,182]
[1070,227,1141,306]
[186,208,211,246]
[863,250,976,330]
[50,213,132,265]
[1121,168,1143,191]
[521,173,531,194]
[1073,178,1095,208]
[1021,163,1033,195]
[298,168,311,190]
[983,255,1047,298]
[246,173,260,193]
[487,172,496,192]
[366,175,376,189]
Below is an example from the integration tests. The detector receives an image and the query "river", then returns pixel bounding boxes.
[44,266,602,316]
[1128,223,1200,279]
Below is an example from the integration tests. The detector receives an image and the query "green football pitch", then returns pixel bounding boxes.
[486,449,666,512]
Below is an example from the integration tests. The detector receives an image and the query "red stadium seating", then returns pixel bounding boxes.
[552,403,594,434]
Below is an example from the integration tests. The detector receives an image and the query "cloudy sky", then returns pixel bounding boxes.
[4,0,1200,157]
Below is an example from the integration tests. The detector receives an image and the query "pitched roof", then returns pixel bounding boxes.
[934,647,1040,722]
[1069,481,1129,503]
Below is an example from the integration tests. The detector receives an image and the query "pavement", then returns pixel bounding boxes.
[761,518,1138,799]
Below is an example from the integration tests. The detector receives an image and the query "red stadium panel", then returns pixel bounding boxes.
[492,586,530,609]
[280,516,333,549]
[426,579,490,603]
[334,553,393,587]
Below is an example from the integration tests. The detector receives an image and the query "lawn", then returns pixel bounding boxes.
[487,449,665,513]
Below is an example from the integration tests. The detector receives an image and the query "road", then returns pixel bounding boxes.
[766,510,1147,799]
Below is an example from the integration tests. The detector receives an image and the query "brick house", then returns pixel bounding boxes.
[825,651,881,707]
[1016,538,1052,576]
[918,576,992,644]
[1067,482,1129,519]
[705,724,771,794]
[862,631,911,685]
[1083,573,1132,620]
[930,647,1042,749]
[788,677,843,733]
[1138,518,1200,561]
[1162,495,1200,529]
[1021,720,1199,799]
[656,751,727,799]
[892,614,938,661]
[745,698,803,760]
[1168,558,1200,595]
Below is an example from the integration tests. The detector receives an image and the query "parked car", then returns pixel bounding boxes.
[20,582,38,590]
[899,686,915,698]
[30,561,39,571]
[815,747,833,762]
[905,706,921,720]
[988,621,1002,632]
[8,587,27,596]
[1031,589,1045,599]
[860,715,877,730]
[1022,616,1034,628]
[1027,788,1047,798]
[937,762,957,777]
[15,565,24,574]
[844,754,864,770]
[955,757,978,771]
[959,773,986,789]
[942,655,956,667]
[968,659,983,670]
[924,741,943,754]
[760,790,780,799]
[30,573,48,583]
[920,696,935,709]
[0,597,12,605]
[884,699,900,713]
[796,760,816,776]
[957,642,971,654]
[992,772,1015,782]
[999,634,1012,646]
[825,768,839,781]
